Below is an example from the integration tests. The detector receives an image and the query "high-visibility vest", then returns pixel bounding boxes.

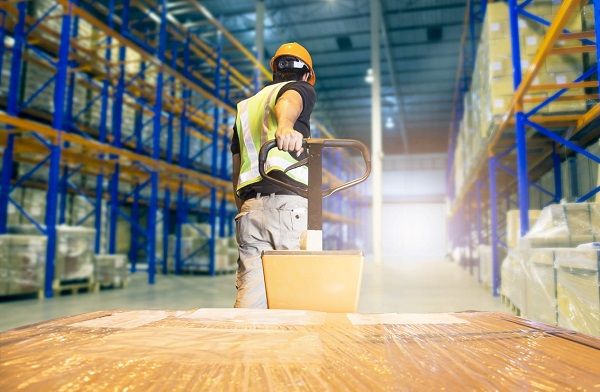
[234,82,309,196]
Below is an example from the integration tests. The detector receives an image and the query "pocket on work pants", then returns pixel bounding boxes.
[279,205,308,248]
[234,211,250,246]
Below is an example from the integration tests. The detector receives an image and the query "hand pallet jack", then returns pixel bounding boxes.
[259,138,371,313]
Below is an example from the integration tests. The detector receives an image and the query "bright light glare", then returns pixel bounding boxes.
[365,68,373,84]
[385,117,394,129]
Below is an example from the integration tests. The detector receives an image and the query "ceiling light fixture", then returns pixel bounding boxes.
[365,68,373,84]
[385,117,394,129]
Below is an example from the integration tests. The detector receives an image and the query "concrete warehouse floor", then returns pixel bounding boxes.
[0,258,508,331]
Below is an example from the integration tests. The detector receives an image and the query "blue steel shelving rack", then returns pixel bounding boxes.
[0,0,242,296]
[447,0,489,273]
[0,0,369,298]
[448,0,600,296]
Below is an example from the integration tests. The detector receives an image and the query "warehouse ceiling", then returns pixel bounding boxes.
[117,0,466,156]
[190,0,465,155]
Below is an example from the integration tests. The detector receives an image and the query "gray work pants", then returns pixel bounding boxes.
[234,194,308,308]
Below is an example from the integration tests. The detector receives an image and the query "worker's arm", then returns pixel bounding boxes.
[231,153,243,212]
[274,89,304,157]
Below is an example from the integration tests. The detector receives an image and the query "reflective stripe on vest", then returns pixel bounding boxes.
[235,82,309,195]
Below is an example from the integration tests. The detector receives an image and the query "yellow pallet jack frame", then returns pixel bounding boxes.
[259,138,371,312]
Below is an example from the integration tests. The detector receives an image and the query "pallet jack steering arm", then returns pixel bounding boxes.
[258,138,371,234]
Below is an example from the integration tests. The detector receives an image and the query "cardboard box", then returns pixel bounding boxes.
[507,209,542,248]
[3,310,600,390]
[545,54,584,74]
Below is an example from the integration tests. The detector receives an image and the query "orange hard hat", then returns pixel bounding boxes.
[270,42,316,85]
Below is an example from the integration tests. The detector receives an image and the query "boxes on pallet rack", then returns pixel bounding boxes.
[471,1,586,145]
[506,209,542,248]
[500,249,527,314]
[0,234,47,297]
[20,187,48,226]
[501,202,600,333]
[6,224,95,289]
[6,188,23,226]
[55,226,96,282]
[479,244,507,292]
[555,246,600,337]
[94,254,128,289]
[71,195,109,253]
[522,203,600,248]
[22,48,55,115]
[582,4,596,31]
[0,36,12,99]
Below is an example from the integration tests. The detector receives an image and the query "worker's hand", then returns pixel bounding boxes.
[275,127,304,157]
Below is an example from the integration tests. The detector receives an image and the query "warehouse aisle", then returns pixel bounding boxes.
[0,258,507,331]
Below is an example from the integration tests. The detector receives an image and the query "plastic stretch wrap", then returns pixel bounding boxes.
[0,235,47,296]
[555,246,600,337]
[521,202,600,248]
[506,209,542,248]
[94,254,128,287]
[479,245,506,290]
[500,222,600,338]
[55,226,96,281]
[2,309,600,390]
[523,248,557,326]
[500,250,527,311]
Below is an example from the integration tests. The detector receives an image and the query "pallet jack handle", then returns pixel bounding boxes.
[259,138,370,247]
[258,138,371,200]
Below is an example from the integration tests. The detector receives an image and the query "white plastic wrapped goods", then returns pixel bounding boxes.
[506,209,542,248]
[94,254,128,287]
[20,187,47,225]
[523,248,557,326]
[55,226,96,281]
[500,249,527,313]
[521,203,600,248]
[478,245,493,289]
[0,234,47,296]
[555,246,600,337]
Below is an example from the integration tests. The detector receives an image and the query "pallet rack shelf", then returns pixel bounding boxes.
[0,0,369,298]
[447,0,599,295]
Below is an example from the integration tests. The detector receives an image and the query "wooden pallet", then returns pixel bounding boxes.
[52,278,99,296]
[0,290,44,301]
[99,279,128,290]
[501,294,521,316]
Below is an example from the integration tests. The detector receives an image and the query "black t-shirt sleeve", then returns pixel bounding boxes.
[230,123,239,155]
[276,81,316,138]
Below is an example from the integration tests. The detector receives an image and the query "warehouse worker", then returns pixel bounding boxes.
[230,42,317,308]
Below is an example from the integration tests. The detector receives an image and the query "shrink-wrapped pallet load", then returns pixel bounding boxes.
[54,226,96,282]
[0,234,47,296]
[94,254,128,288]
[506,209,543,248]
[523,248,557,326]
[555,246,600,337]
[521,202,600,248]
